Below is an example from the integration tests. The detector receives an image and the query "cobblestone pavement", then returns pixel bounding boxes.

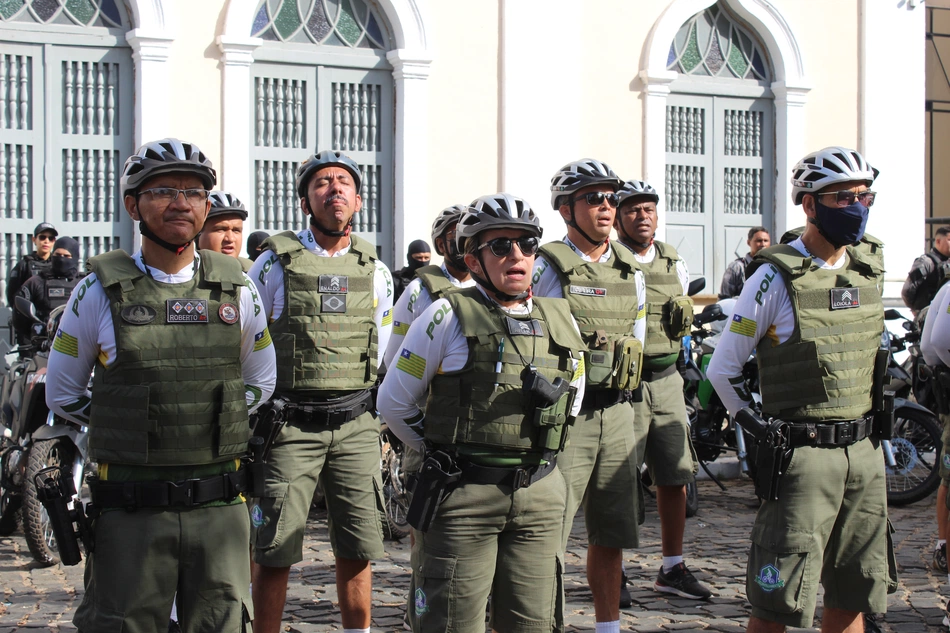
[0,478,946,632]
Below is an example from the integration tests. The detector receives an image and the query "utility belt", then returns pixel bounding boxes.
[581,388,625,412]
[640,363,678,383]
[405,447,556,533]
[787,418,872,447]
[90,465,257,510]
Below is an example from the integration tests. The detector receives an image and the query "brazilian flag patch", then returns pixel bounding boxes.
[396,348,426,379]
[253,328,272,352]
[53,329,79,357]
[729,314,757,337]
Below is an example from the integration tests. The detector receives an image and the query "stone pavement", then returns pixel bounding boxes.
[0,477,946,632]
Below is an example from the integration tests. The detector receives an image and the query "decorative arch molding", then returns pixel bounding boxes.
[639,0,809,237]
[125,0,177,149]
[217,0,432,263]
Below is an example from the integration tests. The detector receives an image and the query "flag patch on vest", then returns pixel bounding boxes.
[52,329,79,357]
[166,299,209,323]
[396,348,426,379]
[254,328,272,352]
[319,275,348,293]
[120,304,156,325]
[47,287,66,298]
[505,316,544,337]
[729,314,757,337]
[830,288,860,310]
[321,295,347,313]
[569,284,607,297]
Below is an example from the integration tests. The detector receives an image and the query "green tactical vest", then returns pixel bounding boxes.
[780,227,886,273]
[637,241,691,367]
[415,265,456,301]
[263,232,378,394]
[749,244,885,422]
[426,288,585,457]
[88,249,249,466]
[538,241,642,389]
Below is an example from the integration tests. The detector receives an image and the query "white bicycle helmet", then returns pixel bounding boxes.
[295,150,362,198]
[431,204,468,244]
[456,193,542,253]
[550,159,623,209]
[617,180,660,206]
[207,191,248,221]
[790,147,878,205]
[120,138,216,197]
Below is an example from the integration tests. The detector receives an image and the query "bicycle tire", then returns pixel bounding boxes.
[886,407,942,506]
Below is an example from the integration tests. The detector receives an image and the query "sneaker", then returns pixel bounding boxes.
[654,562,712,600]
[619,572,632,609]
[936,543,948,573]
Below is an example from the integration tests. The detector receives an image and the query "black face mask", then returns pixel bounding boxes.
[51,255,78,278]
[812,199,869,249]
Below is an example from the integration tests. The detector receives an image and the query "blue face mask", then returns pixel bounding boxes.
[813,199,869,249]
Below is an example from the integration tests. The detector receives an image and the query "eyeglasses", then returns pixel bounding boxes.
[35,234,56,242]
[816,190,876,208]
[138,187,210,205]
[572,191,620,208]
[477,236,540,258]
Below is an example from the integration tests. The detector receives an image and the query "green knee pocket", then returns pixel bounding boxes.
[411,554,456,633]
[252,480,289,550]
[746,532,814,615]
[74,605,125,633]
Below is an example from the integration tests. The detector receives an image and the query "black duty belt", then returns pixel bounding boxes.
[91,468,251,510]
[788,417,872,448]
[581,388,624,412]
[641,364,678,383]
[282,389,374,426]
[459,457,557,491]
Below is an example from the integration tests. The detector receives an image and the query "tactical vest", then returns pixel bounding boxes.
[46,276,79,311]
[27,255,51,279]
[637,241,692,367]
[426,288,584,454]
[239,256,253,273]
[88,249,249,466]
[264,232,378,394]
[749,244,884,422]
[415,265,456,301]
[780,228,886,273]
[538,241,643,389]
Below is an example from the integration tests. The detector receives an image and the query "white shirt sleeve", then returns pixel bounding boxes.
[706,262,793,417]
[634,269,647,345]
[374,259,395,369]
[677,258,690,295]
[531,256,564,299]
[239,276,277,411]
[923,283,950,367]
[248,251,284,323]
[384,278,425,370]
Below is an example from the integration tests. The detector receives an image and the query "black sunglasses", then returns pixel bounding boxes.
[816,190,876,208]
[571,191,620,207]
[477,236,540,258]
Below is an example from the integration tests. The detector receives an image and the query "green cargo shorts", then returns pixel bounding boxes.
[408,464,566,633]
[632,370,698,486]
[74,503,252,633]
[559,400,639,549]
[746,437,898,628]
[250,410,385,567]
[939,413,950,484]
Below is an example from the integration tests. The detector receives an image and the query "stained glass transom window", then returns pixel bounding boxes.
[0,0,125,28]
[251,0,390,49]
[667,3,769,81]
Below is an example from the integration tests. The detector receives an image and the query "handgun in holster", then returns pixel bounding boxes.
[522,365,574,451]
[735,407,792,502]
[251,398,289,461]
[34,466,95,566]
[242,436,266,498]
[871,348,895,439]
[405,449,461,533]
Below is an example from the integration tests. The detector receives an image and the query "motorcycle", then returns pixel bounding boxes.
[0,300,91,564]
[379,422,410,540]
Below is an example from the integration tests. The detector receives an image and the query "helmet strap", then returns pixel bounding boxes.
[305,198,351,237]
[472,251,530,303]
[138,220,193,256]
[568,200,606,247]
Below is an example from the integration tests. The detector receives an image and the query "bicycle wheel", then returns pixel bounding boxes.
[380,436,410,540]
[886,407,942,506]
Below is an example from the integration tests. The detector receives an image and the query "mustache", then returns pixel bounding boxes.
[325,195,346,207]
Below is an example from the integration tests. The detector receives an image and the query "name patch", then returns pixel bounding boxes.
[319,275,348,293]
[48,287,66,298]
[569,285,606,297]
[121,304,156,325]
[505,316,544,337]
[321,295,347,313]
[166,299,209,323]
[829,288,860,310]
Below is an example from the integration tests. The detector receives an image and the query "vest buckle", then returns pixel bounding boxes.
[511,467,529,491]
[167,479,199,507]
[836,422,853,443]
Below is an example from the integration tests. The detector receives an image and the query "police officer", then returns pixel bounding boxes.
[532,159,646,633]
[249,150,393,633]
[45,138,277,632]
[613,180,711,601]
[198,191,253,272]
[902,226,950,313]
[7,222,57,346]
[393,239,432,301]
[383,204,475,369]
[720,226,771,299]
[920,281,950,629]
[15,236,83,340]
[707,146,896,633]
[377,194,586,633]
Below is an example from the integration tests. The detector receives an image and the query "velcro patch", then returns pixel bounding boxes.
[321,294,347,313]
[505,317,544,337]
[569,285,606,297]
[166,299,209,323]
[47,287,66,298]
[829,288,860,310]
[319,275,348,293]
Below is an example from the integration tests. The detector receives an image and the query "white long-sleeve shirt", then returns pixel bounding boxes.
[706,238,844,417]
[629,241,690,295]
[531,237,647,345]
[249,227,394,369]
[46,251,277,426]
[921,282,950,367]
[383,264,475,370]
[377,287,586,452]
